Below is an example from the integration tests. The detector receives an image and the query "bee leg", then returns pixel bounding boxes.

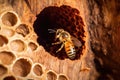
[56,43,64,53]
[52,41,62,45]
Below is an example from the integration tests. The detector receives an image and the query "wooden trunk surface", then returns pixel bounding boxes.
[0,0,120,80]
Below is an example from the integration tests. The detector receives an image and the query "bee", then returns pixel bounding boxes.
[52,29,82,59]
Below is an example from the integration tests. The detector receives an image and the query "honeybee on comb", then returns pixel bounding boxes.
[48,29,82,59]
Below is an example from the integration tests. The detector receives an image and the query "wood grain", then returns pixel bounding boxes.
[1,0,120,80]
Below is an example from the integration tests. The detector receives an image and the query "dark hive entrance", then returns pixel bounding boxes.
[33,5,85,60]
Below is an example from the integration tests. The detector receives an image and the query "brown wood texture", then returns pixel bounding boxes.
[1,0,120,80]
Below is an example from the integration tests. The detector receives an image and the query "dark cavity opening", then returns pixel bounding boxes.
[33,5,85,60]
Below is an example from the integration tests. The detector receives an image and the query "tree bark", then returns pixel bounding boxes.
[0,0,120,80]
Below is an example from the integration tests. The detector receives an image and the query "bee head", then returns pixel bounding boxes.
[48,28,65,39]
[56,29,64,38]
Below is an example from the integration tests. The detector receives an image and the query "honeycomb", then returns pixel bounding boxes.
[34,5,85,60]
[0,7,69,80]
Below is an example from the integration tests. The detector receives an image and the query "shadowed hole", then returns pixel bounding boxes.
[16,24,30,37]
[1,28,14,37]
[0,35,8,47]
[1,12,17,26]
[47,71,57,80]
[33,64,43,76]
[0,51,16,65]
[10,40,25,52]
[12,58,32,77]
[28,42,37,51]
[3,76,16,80]
[33,5,85,60]
[0,65,7,77]
[58,75,68,80]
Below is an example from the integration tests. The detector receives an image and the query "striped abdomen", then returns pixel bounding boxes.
[65,41,76,59]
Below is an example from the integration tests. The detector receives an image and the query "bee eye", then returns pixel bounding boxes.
[56,32,61,36]
[56,32,59,35]
[62,33,68,38]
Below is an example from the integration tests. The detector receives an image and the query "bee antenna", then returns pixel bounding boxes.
[48,29,56,33]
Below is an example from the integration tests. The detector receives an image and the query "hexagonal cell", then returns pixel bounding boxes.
[33,63,43,76]
[1,12,17,26]
[3,76,16,80]
[0,51,16,65]
[58,74,68,80]
[28,42,37,51]
[46,70,57,80]
[1,28,14,37]
[33,5,85,60]
[0,65,7,77]
[0,35,8,47]
[10,39,25,52]
[16,24,30,37]
[12,58,32,77]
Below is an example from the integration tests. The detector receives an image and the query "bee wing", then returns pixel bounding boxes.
[71,36,82,48]
[48,29,56,33]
